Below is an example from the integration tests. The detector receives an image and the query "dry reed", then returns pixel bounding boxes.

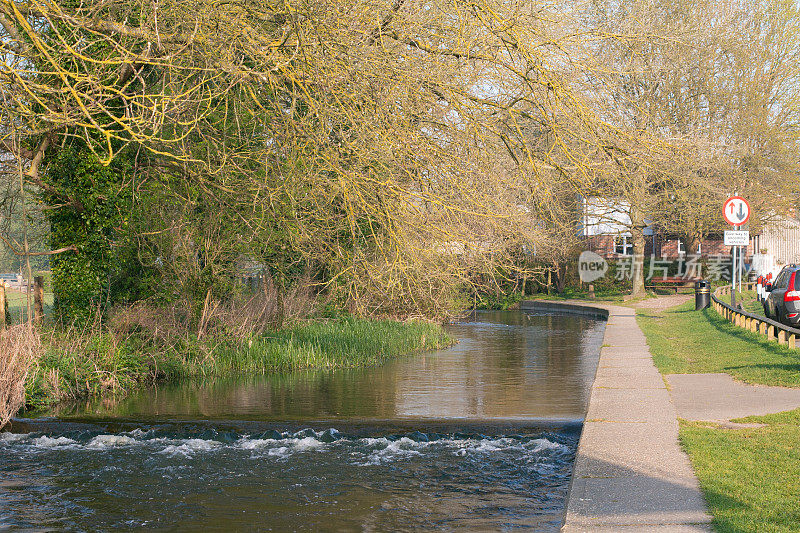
[0,325,40,429]
[109,280,316,343]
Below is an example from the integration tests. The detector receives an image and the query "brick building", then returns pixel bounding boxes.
[581,197,756,261]
[583,233,755,260]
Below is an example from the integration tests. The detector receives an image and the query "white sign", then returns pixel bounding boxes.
[578,251,608,283]
[723,196,750,226]
[724,230,750,246]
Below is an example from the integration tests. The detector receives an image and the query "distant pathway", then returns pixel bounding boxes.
[631,293,692,311]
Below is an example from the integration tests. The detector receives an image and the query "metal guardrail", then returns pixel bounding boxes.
[711,283,800,349]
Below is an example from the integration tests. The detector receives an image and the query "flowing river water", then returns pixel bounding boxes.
[1,310,605,531]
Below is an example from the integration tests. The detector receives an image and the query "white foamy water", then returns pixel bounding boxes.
[355,436,426,465]
[0,426,577,533]
[160,438,221,457]
[237,438,275,450]
[87,435,138,448]
[293,436,326,450]
[0,429,567,468]
[0,432,28,444]
[32,436,77,448]
[350,434,568,466]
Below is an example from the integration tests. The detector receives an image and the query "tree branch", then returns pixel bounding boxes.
[0,232,77,256]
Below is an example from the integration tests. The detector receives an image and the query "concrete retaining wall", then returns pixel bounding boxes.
[520,300,609,320]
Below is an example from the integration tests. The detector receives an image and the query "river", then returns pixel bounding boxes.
[0,310,605,531]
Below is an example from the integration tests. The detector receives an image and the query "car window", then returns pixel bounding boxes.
[795,271,800,291]
[773,272,785,288]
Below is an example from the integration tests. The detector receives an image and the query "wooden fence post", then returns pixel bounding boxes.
[34,276,44,325]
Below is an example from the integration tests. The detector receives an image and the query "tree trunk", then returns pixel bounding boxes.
[685,233,702,258]
[546,268,552,294]
[34,276,44,325]
[554,261,568,293]
[631,228,646,297]
[629,203,647,298]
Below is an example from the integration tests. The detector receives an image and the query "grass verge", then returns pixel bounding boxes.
[636,300,800,386]
[638,297,800,531]
[738,289,764,316]
[24,317,453,411]
[680,409,800,532]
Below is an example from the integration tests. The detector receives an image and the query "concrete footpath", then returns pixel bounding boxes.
[551,302,714,532]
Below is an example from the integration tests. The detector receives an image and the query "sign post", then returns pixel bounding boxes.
[723,196,751,304]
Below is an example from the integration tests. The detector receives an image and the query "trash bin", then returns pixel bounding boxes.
[695,280,710,310]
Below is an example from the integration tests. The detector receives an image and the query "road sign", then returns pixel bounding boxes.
[724,230,750,246]
[723,196,750,226]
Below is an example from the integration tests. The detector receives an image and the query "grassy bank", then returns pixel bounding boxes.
[637,298,800,532]
[636,300,800,387]
[24,317,453,411]
[680,410,800,532]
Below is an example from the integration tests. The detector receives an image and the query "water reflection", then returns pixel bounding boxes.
[49,310,605,422]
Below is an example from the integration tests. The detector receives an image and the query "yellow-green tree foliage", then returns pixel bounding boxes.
[1,0,798,309]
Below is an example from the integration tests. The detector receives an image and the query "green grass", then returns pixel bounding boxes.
[735,289,765,316]
[25,317,453,410]
[206,317,453,374]
[636,300,800,386]
[521,288,656,304]
[5,289,54,323]
[680,409,800,532]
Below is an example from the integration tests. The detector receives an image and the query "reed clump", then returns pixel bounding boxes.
[22,290,452,412]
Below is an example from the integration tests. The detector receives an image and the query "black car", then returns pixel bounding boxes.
[763,265,800,327]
